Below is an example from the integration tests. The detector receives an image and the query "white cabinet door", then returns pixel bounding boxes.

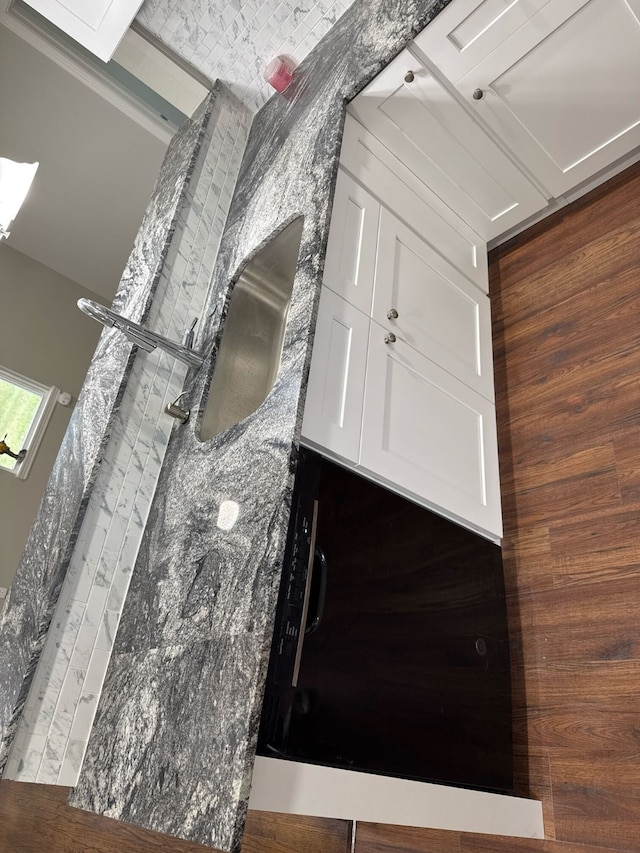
[419,0,640,197]
[373,210,495,401]
[322,169,380,315]
[360,323,503,538]
[23,0,143,61]
[348,49,548,241]
[301,288,370,464]
[413,0,555,82]
[340,116,489,293]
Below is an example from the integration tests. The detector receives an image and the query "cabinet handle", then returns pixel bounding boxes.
[472,88,485,100]
[404,70,415,84]
[387,308,399,320]
[384,332,397,344]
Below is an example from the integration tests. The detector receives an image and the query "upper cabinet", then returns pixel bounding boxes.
[22,0,143,61]
[414,0,640,198]
[348,49,548,241]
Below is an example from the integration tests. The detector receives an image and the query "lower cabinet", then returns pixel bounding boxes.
[373,208,495,401]
[302,289,503,541]
[301,287,369,464]
[302,104,504,540]
[361,322,502,539]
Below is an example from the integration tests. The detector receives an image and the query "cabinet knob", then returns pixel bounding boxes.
[387,308,399,320]
[384,332,397,344]
[472,88,485,100]
[404,70,415,84]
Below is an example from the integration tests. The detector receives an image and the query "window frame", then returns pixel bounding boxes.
[0,366,61,480]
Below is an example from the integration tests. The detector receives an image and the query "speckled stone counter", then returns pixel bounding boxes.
[69,1,452,851]
[0,93,217,770]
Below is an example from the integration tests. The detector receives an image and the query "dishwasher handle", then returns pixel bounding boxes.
[305,546,328,635]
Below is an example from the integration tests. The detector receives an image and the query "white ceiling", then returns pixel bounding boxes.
[0,23,167,301]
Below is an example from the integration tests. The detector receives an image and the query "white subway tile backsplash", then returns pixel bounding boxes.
[94,544,119,590]
[37,728,69,784]
[106,563,132,614]
[28,680,60,737]
[3,721,28,779]
[69,691,99,742]
[95,609,120,652]
[57,738,87,786]
[51,667,86,738]
[83,648,112,695]
[13,731,46,782]
[84,586,109,631]
[70,604,102,669]
[37,755,62,784]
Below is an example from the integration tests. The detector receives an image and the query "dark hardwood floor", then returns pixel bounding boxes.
[0,781,351,852]
[356,162,640,852]
[3,161,640,852]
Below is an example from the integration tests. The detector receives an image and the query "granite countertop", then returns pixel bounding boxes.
[67,2,451,851]
[0,99,212,769]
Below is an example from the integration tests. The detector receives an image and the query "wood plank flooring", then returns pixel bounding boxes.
[2,162,640,852]
[357,162,640,853]
[0,781,351,853]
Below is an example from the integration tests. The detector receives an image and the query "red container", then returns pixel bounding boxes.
[263,55,297,93]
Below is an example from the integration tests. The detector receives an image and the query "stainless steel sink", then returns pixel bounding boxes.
[200,216,304,441]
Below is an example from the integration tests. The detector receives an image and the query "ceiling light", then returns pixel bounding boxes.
[0,158,39,241]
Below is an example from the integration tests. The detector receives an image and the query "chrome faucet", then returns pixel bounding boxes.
[77,299,205,370]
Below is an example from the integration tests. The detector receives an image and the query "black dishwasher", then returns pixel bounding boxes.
[257,447,513,794]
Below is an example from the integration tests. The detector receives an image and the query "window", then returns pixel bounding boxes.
[0,367,62,480]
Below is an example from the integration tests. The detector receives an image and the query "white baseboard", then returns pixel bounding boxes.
[249,757,544,839]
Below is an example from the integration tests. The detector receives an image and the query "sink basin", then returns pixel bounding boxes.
[200,217,304,441]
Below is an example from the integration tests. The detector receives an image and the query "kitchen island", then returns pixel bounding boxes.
[68,2,461,851]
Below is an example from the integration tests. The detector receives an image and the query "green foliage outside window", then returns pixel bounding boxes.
[0,378,43,471]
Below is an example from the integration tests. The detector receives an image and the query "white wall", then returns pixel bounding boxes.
[3,91,252,786]
[0,244,101,592]
[0,23,168,301]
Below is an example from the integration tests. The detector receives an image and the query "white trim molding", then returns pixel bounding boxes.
[249,757,545,840]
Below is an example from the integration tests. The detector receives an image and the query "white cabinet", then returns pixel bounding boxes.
[361,322,502,537]
[301,288,369,464]
[23,0,143,61]
[348,49,548,241]
[322,170,380,314]
[414,0,640,198]
[302,163,503,539]
[373,209,495,400]
[340,116,489,293]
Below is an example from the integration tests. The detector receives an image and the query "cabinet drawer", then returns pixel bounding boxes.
[323,168,380,314]
[360,323,503,539]
[301,288,370,463]
[374,209,495,401]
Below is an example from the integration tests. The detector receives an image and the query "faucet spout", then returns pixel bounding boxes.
[77,298,205,370]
